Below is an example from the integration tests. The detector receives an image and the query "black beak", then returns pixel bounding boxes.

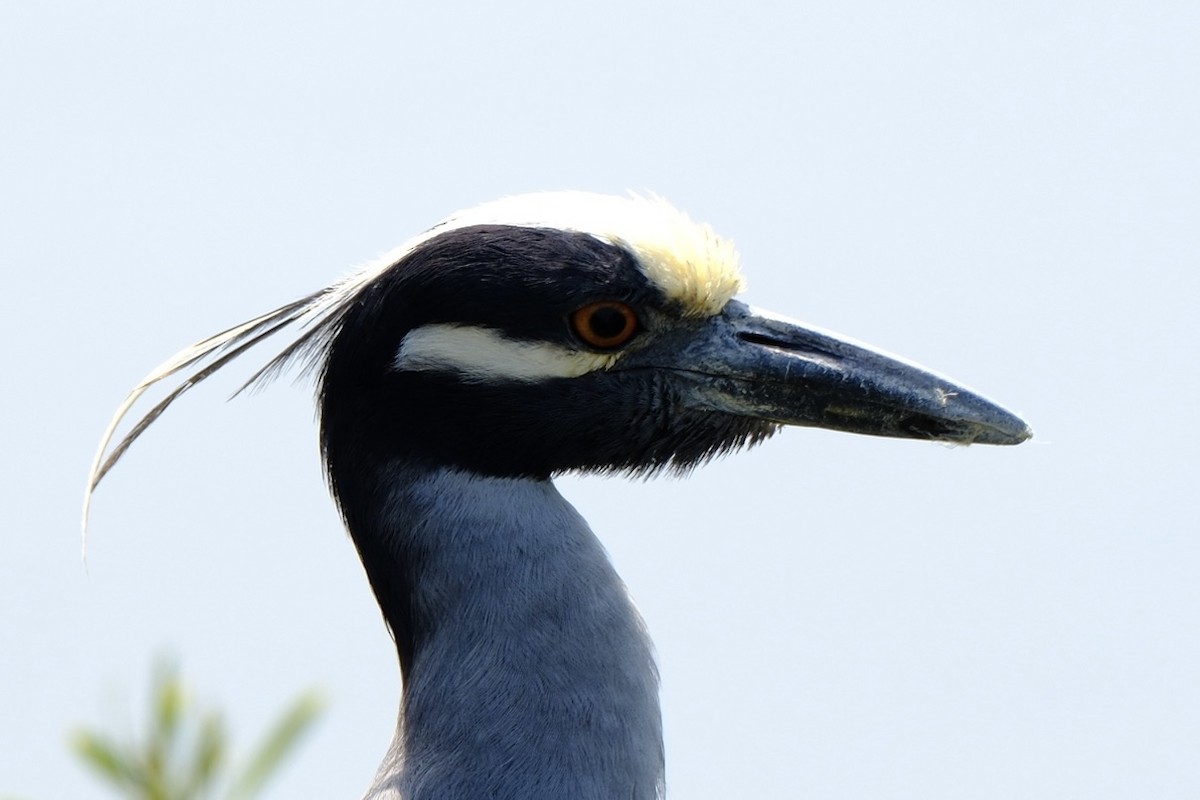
[628,300,1031,446]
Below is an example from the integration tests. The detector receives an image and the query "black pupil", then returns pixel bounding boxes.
[589,306,629,339]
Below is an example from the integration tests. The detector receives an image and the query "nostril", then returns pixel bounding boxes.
[737,331,841,363]
[736,331,779,347]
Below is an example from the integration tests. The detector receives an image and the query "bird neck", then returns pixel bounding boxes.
[348,464,664,800]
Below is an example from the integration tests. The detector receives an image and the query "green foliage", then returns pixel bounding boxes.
[67,662,323,800]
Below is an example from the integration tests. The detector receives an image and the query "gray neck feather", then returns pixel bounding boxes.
[362,467,664,800]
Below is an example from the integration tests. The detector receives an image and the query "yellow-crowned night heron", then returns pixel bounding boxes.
[85,192,1030,800]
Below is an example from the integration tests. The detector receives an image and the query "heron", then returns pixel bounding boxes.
[85,192,1030,799]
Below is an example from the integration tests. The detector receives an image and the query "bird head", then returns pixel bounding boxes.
[85,192,1030,529]
[316,193,1029,486]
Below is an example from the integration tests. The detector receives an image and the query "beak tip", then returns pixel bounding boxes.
[965,409,1032,446]
[976,422,1033,446]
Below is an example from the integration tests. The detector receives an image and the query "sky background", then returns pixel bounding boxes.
[3,2,1198,798]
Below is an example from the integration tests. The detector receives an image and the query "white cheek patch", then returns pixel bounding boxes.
[393,324,620,382]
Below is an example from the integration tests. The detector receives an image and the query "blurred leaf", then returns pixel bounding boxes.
[184,711,226,796]
[55,659,323,800]
[225,691,324,800]
[144,663,185,800]
[71,729,141,791]
[149,662,185,767]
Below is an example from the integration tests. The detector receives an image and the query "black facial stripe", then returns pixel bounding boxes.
[361,225,664,348]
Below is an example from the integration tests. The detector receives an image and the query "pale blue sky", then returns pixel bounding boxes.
[3,2,1198,798]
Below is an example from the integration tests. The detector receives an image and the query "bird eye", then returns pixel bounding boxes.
[570,301,639,349]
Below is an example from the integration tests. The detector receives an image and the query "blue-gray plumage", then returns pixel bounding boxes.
[364,469,661,799]
[85,192,1030,799]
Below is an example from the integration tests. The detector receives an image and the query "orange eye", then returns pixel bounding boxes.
[570,301,640,349]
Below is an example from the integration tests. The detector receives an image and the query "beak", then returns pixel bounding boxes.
[627,301,1031,446]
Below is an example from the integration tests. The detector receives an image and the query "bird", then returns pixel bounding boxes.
[84,191,1031,800]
